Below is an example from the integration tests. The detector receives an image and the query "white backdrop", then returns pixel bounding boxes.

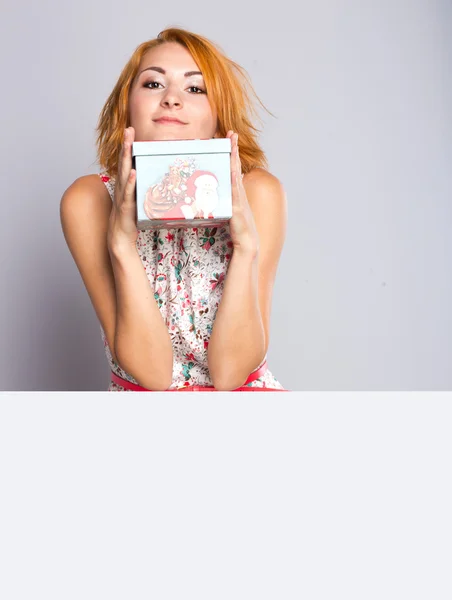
[0,0,450,390]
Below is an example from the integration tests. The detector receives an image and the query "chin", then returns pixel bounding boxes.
[136,127,212,142]
[156,134,193,141]
[135,133,194,142]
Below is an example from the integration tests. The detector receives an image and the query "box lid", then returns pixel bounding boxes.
[132,138,231,157]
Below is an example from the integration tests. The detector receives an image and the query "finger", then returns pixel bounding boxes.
[235,134,243,185]
[231,134,242,200]
[119,128,132,190]
[127,126,135,182]
[230,132,239,192]
[116,128,127,196]
[123,168,136,206]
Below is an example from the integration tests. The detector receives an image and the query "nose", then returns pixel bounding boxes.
[160,84,183,109]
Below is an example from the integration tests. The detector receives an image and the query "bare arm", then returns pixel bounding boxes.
[60,127,174,390]
[109,241,173,390]
[208,164,287,390]
[208,246,265,389]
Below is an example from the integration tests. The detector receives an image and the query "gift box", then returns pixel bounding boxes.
[132,138,232,230]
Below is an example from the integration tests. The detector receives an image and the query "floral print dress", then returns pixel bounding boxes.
[99,172,284,391]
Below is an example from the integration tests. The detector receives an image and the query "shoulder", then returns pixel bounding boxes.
[243,166,282,188]
[60,174,114,246]
[243,167,287,229]
[60,174,112,218]
[63,173,112,199]
[61,173,111,200]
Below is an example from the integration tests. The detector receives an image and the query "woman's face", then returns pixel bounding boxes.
[128,42,218,141]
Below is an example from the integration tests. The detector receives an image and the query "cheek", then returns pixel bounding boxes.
[194,100,216,126]
[128,95,140,120]
[187,95,209,113]
[129,91,154,116]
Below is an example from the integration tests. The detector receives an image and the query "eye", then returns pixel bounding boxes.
[188,86,206,94]
[143,81,206,94]
[143,81,163,89]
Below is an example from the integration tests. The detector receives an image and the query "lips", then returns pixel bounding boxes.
[153,117,186,125]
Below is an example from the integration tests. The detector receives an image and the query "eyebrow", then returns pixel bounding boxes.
[138,66,203,77]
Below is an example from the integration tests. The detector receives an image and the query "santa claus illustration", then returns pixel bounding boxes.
[143,166,219,221]
[185,170,219,219]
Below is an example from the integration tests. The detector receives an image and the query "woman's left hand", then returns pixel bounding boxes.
[226,130,260,255]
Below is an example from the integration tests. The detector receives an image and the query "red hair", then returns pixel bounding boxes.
[95,27,274,177]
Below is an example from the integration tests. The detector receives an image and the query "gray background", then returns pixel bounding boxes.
[0,0,450,391]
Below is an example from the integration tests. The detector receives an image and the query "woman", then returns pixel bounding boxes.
[60,27,287,391]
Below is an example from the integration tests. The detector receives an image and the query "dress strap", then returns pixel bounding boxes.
[98,171,115,201]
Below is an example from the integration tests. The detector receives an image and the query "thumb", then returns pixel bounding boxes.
[123,169,136,204]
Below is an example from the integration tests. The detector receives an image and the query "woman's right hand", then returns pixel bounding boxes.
[107,127,138,250]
